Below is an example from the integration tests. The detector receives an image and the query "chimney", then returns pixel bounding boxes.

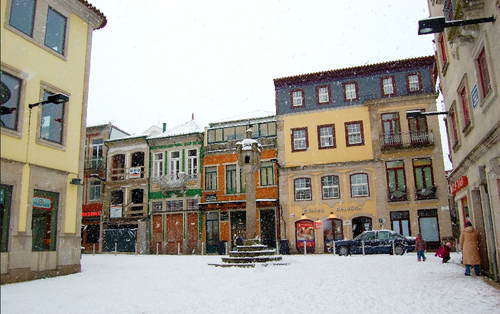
[192,113,194,120]
[163,123,167,132]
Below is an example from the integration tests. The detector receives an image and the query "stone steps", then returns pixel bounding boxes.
[208,240,289,268]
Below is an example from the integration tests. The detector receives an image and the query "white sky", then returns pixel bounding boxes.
[86,0,436,134]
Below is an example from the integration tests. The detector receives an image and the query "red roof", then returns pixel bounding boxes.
[79,0,107,30]
[273,56,435,88]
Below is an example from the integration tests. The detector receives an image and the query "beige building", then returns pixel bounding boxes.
[1,0,106,283]
[427,0,500,281]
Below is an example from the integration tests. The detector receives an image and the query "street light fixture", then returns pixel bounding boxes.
[90,174,106,181]
[29,93,69,109]
[418,16,496,35]
[406,110,448,119]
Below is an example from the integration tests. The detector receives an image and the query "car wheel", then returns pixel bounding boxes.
[394,245,405,256]
[339,246,350,256]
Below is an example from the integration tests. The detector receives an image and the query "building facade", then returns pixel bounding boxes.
[274,56,452,254]
[147,119,204,254]
[200,112,279,253]
[82,123,129,253]
[427,0,500,281]
[102,135,150,254]
[1,0,106,283]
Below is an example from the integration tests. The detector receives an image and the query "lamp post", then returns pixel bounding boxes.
[418,16,496,35]
[406,110,448,119]
[29,93,69,108]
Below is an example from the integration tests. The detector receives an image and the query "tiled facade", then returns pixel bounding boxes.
[274,56,452,253]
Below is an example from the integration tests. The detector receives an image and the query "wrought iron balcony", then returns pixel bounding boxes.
[380,130,434,150]
[152,173,187,190]
[387,189,410,202]
[415,186,438,200]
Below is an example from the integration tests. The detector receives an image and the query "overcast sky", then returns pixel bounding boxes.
[86,0,439,135]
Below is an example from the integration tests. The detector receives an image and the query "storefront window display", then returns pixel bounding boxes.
[296,220,314,253]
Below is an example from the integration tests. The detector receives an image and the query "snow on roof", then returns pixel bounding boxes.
[209,110,275,125]
[149,119,204,139]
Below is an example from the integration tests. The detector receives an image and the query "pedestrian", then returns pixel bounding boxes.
[435,242,452,263]
[459,220,481,276]
[415,233,426,261]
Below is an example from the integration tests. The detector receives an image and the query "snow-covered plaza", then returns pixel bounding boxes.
[2,252,499,314]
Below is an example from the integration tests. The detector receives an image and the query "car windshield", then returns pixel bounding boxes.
[355,232,376,241]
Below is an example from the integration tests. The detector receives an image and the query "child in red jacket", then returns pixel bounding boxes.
[415,233,426,261]
[435,242,452,263]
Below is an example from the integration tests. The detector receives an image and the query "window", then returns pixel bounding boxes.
[0,71,21,130]
[316,85,330,104]
[169,151,180,180]
[32,190,58,251]
[350,173,369,197]
[152,152,164,178]
[459,86,471,129]
[205,166,217,190]
[291,127,308,152]
[345,121,364,146]
[386,161,407,202]
[260,162,274,186]
[418,209,440,243]
[131,152,145,178]
[381,76,396,96]
[448,105,459,148]
[131,189,144,204]
[89,181,101,201]
[45,7,67,54]
[166,200,183,212]
[90,139,104,168]
[109,190,123,218]
[343,82,358,101]
[259,122,277,137]
[406,73,422,92]
[317,124,335,149]
[111,154,125,181]
[294,178,311,201]
[438,34,448,71]
[1,185,13,252]
[187,199,198,211]
[40,90,65,144]
[187,149,198,180]
[322,175,340,199]
[291,89,304,107]
[8,0,36,37]
[413,158,436,200]
[477,48,491,98]
[381,113,401,147]
[391,211,410,237]
[152,201,163,212]
[226,164,237,194]
[408,110,430,145]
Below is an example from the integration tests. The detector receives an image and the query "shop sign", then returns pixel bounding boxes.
[82,211,101,217]
[451,176,468,196]
[130,167,141,178]
[314,221,323,229]
[296,220,314,248]
[336,206,361,211]
[33,196,52,210]
[110,205,122,218]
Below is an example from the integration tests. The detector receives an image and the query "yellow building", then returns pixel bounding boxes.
[274,56,452,254]
[1,0,106,283]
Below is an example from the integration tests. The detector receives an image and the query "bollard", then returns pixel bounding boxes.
[135,243,137,255]
[93,244,95,256]
[304,240,307,256]
[201,242,204,256]
[362,241,365,255]
[392,239,395,255]
[332,241,336,255]
[115,243,117,256]
[156,243,159,256]
[276,241,279,255]
[225,242,228,255]
[178,243,180,255]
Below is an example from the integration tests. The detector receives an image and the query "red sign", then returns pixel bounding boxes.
[314,221,323,229]
[82,211,101,217]
[451,176,468,196]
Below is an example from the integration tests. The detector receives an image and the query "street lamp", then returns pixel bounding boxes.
[90,174,106,181]
[29,93,69,109]
[406,110,448,119]
[418,16,496,35]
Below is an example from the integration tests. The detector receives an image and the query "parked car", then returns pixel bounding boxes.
[334,230,412,256]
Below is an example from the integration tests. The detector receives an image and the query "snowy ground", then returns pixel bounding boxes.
[2,252,500,314]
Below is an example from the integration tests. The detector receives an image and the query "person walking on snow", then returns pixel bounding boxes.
[459,220,481,276]
[415,233,426,261]
[435,242,452,263]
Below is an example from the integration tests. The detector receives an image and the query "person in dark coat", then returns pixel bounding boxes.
[459,221,481,276]
[435,242,452,263]
[415,233,426,261]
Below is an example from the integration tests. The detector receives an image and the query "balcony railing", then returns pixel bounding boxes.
[415,186,438,200]
[152,173,188,190]
[380,130,434,150]
[387,189,410,202]
[110,166,145,181]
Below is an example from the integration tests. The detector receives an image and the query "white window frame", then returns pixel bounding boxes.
[322,175,340,199]
[383,77,394,95]
[292,90,303,107]
[408,74,420,91]
[152,152,164,178]
[351,173,369,197]
[89,181,101,201]
[347,122,362,145]
[345,83,357,100]
[293,128,307,151]
[187,148,198,180]
[295,178,312,201]
[169,151,181,180]
[319,125,334,148]
[318,86,329,103]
